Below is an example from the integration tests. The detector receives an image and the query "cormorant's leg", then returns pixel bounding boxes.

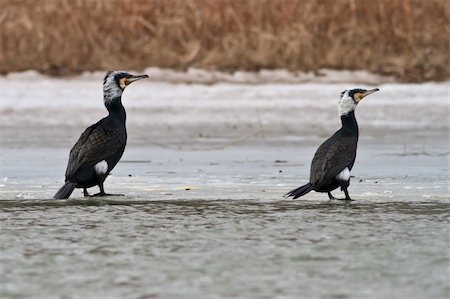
[92,182,124,197]
[83,188,91,197]
[342,188,353,201]
[329,190,352,200]
[328,192,338,200]
[331,180,352,201]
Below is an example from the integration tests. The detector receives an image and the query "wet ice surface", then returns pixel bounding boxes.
[1,145,449,202]
[0,72,449,299]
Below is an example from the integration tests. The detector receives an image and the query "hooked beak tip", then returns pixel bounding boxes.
[127,74,149,84]
[362,88,380,98]
[135,74,149,80]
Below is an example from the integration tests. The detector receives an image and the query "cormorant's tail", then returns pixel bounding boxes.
[284,183,312,199]
[54,182,77,199]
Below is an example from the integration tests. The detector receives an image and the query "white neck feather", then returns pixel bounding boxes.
[103,75,123,105]
[338,91,356,117]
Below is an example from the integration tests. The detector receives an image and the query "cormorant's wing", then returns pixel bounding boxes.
[310,131,357,186]
[65,120,125,179]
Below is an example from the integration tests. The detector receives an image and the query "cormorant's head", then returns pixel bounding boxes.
[103,71,149,100]
[338,88,379,116]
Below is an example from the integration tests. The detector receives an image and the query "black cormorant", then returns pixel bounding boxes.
[285,88,379,200]
[54,71,148,199]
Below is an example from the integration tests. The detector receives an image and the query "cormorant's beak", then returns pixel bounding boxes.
[356,88,379,103]
[125,74,149,86]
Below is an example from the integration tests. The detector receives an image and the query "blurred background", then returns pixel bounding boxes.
[1,0,448,82]
[1,2,450,299]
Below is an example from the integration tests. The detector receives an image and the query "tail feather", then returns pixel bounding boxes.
[284,183,313,199]
[54,182,77,199]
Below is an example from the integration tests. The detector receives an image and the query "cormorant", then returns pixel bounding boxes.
[54,71,148,199]
[285,88,379,200]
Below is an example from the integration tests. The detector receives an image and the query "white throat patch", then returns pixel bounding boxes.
[336,167,350,182]
[94,160,108,175]
[338,91,356,116]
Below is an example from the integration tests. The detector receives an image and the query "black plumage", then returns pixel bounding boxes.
[285,88,379,200]
[54,71,148,199]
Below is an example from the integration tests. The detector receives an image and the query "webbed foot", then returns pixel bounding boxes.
[328,191,353,201]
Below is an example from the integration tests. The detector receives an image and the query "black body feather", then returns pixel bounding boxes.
[54,109,127,199]
[285,110,359,200]
[54,71,148,199]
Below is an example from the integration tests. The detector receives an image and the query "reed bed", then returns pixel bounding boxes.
[0,0,448,82]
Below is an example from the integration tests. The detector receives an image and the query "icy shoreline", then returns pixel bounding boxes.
[1,69,448,148]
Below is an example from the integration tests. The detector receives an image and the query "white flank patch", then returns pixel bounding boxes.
[338,91,357,116]
[336,167,350,181]
[94,160,108,175]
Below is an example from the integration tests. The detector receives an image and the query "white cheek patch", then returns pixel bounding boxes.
[336,167,350,182]
[94,160,108,175]
[103,74,123,102]
[338,94,357,116]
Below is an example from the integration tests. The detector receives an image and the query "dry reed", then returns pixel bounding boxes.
[0,0,448,82]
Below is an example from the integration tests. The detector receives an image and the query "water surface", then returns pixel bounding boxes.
[1,198,449,299]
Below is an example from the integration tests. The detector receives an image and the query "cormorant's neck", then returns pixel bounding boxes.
[104,96,126,122]
[340,110,358,134]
